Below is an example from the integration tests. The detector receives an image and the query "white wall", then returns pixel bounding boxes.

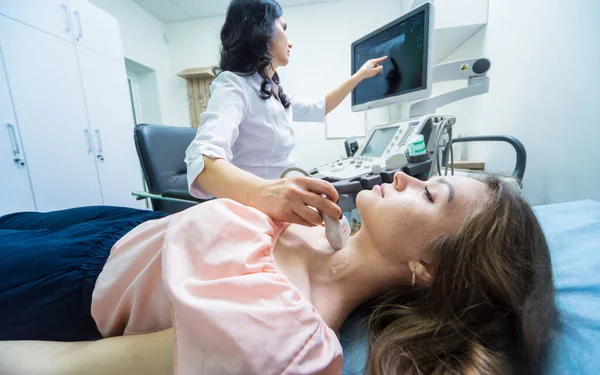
[167,0,408,170]
[89,0,180,125]
[166,16,223,126]
[421,0,600,205]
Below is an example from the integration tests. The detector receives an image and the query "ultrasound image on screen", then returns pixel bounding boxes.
[353,10,426,106]
[361,127,399,158]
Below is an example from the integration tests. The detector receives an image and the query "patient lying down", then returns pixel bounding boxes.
[0,172,557,375]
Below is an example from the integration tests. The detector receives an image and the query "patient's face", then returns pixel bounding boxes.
[356,173,488,262]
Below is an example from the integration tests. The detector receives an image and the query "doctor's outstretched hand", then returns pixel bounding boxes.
[252,177,341,227]
[356,56,388,79]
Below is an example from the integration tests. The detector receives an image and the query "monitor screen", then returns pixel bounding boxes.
[360,126,399,157]
[352,5,430,109]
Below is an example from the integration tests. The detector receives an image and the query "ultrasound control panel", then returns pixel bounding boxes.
[317,115,435,180]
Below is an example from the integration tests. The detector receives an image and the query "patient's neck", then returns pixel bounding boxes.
[274,224,409,333]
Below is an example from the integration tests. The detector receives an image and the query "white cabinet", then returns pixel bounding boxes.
[0,16,103,212]
[69,0,124,62]
[0,0,73,42]
[0,46,36,216]
[0,0,144,214]
[77,46,145,209]
[0,0,124,62]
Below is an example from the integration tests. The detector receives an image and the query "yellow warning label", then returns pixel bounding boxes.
[461,64,468,71]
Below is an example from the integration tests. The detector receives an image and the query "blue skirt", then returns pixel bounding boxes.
[0,206,168,341]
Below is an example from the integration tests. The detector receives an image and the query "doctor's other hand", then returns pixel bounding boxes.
[253,177,342,227]
[355,56,388,80]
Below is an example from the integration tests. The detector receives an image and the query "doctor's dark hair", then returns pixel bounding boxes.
[364,175,558,375]
[219,0,291,109]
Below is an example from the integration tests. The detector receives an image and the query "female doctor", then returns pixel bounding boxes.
[185,0,387,226]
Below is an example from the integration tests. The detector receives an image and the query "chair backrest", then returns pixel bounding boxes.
[134,124,197,214]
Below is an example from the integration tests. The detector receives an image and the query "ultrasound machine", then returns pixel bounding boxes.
[310,1,492,212]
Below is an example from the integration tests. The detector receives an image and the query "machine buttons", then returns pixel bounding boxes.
[371,163,382,174]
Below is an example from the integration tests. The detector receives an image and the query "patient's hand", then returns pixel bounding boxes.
[0,329,174,375]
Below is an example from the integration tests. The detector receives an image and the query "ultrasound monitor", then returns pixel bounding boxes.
[351,2,434,112]
[360,126,399,158]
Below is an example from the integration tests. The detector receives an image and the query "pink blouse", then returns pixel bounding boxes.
[91,199,343,375]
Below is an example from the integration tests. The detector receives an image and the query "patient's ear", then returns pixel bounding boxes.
[408,260,433,285]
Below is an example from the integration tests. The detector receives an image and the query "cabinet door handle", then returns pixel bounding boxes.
[7,123,20,156]
[94,129,104,161]
[84,129,92,153]
[7,123,25,166]
[73,10,83,39]
[60,3,71,34]
[94,129,103,153]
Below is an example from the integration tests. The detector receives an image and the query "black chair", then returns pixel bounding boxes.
[133,124,205,214]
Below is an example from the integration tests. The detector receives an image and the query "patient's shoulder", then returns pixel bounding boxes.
[184,198,267,220]
[168,198,283,239]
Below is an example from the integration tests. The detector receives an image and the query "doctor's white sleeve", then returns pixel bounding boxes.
[185,72,248,199]
[291,96,326,123]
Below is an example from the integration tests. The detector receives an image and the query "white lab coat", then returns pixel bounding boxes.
[185,71,326,199]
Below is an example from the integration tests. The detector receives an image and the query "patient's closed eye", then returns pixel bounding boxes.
[423,187,433,203]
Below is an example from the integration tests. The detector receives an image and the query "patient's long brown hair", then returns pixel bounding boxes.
[365,175,558,374]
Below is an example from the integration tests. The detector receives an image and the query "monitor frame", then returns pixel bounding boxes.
[351,2,435,112]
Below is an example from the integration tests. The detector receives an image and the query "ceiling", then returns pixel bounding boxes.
[133,0,344,23]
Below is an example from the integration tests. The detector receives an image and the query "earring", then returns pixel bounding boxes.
[412,269,416,287]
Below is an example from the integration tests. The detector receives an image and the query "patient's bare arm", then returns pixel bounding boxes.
[0,328,174,375]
